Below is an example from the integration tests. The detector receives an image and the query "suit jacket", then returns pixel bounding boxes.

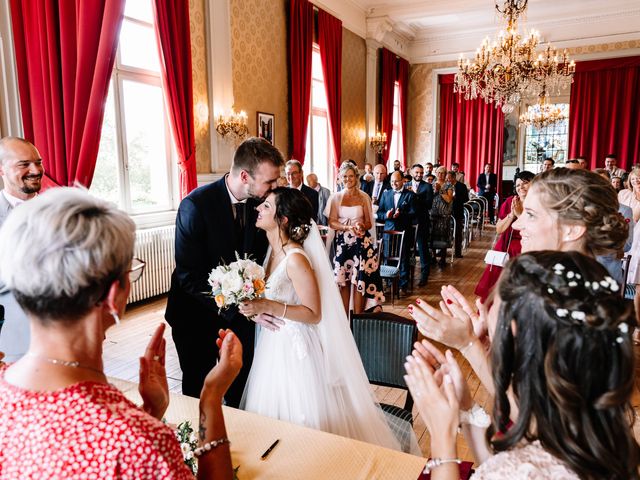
[367,180,391,201]
[0,191,30,362]
[451,181,469,217]
[316,185,331,226]
[360,178,373,195]
[477,172,498,195]
[376,188,416,232]
[300,184,319,222]
[165,177,268,329]
[409,180,434,227]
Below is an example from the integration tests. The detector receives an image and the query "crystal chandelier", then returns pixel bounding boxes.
[215,110,249,141]
[455,0,575,114]
[519,94,568,129]
[369,132,387,154]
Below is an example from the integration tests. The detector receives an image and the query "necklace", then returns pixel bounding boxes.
[26,353,105,377]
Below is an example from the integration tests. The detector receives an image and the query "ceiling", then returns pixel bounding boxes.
[348,0,640,62]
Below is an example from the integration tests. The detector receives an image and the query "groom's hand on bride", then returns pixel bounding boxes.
[202,329,243,400]
[253,313,285,331]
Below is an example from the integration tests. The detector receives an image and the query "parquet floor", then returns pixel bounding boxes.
[103,226,640,461]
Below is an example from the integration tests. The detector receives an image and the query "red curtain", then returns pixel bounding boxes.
[397,57,409,170]
[380,48,397,164]
[153,0,197,198]
[438,74,505,194]
[10,0,125,188]
[289,0,313,163]
[568,56,640,171]
[317,9,342,170]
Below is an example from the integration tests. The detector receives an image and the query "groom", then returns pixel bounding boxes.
[165,137,284,405]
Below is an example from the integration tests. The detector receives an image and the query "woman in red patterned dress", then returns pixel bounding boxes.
[0,187,240,480]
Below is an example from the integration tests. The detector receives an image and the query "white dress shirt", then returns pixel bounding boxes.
[2,190,27,208]
[393,190,402,208]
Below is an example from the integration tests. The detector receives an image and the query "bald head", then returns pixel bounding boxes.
[390,171,404,191]
[373,164,387,183]
[0,136,44,200]
[306,173,318,189]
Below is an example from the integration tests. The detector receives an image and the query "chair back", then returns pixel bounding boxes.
[381,230,405,268]
[622,254,633,298]
[349,311,417,411]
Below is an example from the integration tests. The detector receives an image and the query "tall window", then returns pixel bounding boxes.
[91,0,176,215]
[523,103,570,172]
[304,45,334,189]
[387,81,403,170]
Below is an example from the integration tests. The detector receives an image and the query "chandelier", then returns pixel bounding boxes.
[455,0,575,114]
[215,110,249,141]
[369,132,387,154]
[519,93,568,129]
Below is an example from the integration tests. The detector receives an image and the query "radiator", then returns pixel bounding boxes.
[128,225,176,304]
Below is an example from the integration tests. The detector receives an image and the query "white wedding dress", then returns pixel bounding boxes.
[241,225,418,453]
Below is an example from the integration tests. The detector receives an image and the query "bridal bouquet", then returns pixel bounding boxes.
[208,253,266,311]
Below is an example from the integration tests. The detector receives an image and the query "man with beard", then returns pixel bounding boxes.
[0,137,44,225]
[165,137,284,405]
[0,137,44,363]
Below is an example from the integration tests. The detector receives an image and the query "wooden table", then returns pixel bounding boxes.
[111,378,426,479]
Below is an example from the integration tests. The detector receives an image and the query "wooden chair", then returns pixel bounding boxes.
[379,230,405,306]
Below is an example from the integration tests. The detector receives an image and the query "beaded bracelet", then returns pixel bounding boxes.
[193,438,230,458]
[424,457,462,474]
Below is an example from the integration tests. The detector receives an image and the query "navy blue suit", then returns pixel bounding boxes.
[376,188,416,289]
[477,172,498,222]
[410,180,434,283]
[300,184,319,222]
[165,176,268,404]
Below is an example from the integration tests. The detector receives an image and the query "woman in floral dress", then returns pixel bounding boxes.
[326,162,384,314]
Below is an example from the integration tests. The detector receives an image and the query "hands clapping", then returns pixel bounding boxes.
[138,324,170,420]
[201,329,243,399]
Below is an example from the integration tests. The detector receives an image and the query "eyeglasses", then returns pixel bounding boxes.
[128,258,146,283]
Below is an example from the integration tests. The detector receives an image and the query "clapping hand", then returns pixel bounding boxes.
[386,209,394,219]
[511,196,523,217]
[393,208,400,219]
[440,285,488,340]
[139,323,170,420]
[201,329,243,400]
[354,222,366,237]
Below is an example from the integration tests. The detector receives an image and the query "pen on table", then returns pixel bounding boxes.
[260,439,280,460]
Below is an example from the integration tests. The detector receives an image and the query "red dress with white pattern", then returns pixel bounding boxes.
[0,365,193,479]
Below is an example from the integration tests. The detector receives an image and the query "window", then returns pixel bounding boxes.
[387,82,403,171]
[304,45,334,189]
[91,0,176,215]
[523,103,570,172]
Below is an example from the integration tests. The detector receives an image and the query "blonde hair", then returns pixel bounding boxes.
[530,168,628,256]
[0,187,135,321]
[339,161,360,179]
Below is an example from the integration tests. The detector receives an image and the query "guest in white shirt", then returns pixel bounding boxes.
[0,136,44,363]
[368,164,390,204]
[605,154,625,178]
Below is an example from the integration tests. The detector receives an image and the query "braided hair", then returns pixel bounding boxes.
[489,251,639,479]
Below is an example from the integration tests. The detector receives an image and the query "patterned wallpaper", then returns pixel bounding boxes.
[341,28,367,165]
[230,0,289,156]
[189,0,211,173]
[407,39,640,166]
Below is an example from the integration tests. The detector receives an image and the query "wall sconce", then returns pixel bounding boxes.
[215,110,249,141]
[369,132,387,154]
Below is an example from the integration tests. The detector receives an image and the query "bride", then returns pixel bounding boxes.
[238,187,411,452]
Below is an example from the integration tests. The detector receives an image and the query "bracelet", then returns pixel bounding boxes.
[460,403,491,428]
[282,303,288,319]
[424,457,462,474]
[193,437,230,458]
[460,338,477,356]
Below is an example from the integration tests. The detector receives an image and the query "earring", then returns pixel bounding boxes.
[111,311,121,325]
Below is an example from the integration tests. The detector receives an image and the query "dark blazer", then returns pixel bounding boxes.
[410,180,434,226]
[376,188,416,232]
[300,184,319,222]
[366,180,391,201]
[451,181,469,217]
[477,172,498,195]
[165,176,268,404]
[360,178,373,194]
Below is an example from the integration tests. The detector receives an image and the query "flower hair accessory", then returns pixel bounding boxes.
[292,223,311,239]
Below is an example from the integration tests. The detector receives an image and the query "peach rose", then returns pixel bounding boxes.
[253,278,266,295]
[214,294,226,308]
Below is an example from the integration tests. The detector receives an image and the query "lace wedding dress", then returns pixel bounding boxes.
[240,225,414,452]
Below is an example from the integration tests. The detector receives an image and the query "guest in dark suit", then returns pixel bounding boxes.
[376,171,416,294]
[368,164,391,204]
[477,163,498,223]
[447,170,469,258]
[409,164,434,286]
[165,137,284,405]
[285,159,319,221]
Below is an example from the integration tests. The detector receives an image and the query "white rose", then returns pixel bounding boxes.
[221,270,244,294]
[208,266,226,287]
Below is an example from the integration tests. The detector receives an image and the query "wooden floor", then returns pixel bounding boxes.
[103,225,640,461]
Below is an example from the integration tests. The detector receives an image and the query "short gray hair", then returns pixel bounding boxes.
[0,187,135,322]
[285,159,303,172]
